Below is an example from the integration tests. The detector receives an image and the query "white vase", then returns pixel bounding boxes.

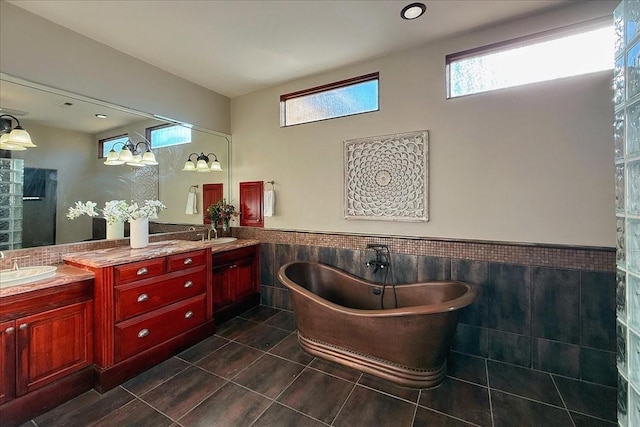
[129,217,149,248]
[106,220,124,240]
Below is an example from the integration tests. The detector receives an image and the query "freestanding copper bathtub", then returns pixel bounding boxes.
[277,261,477,388]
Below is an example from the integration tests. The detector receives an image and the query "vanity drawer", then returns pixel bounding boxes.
[167,250,207,273]
[114,267,206,322]
[114,258,165,285]
[114,295,207,362]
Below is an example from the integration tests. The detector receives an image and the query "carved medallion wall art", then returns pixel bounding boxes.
[344,130,428,222]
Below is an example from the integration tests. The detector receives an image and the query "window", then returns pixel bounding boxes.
[99,134,128,158]
[146,123,191,149]
[446,22,614,98]
[280,73,379,127]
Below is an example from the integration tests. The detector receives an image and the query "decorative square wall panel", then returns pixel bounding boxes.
[344,130,428,222]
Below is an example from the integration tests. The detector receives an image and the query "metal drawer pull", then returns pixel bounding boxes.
[5,326,15,334]
[184,280,193,288]
[229,264,237,269]
[137,294,149,303]
[137,267,148,276]
[184,311,194,319]
[19,323,28,330]
[183,258,193,265]
[138,329,149,338]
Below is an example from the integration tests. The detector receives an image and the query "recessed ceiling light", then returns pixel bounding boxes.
[95,114,108,119]
[401,2,426,20]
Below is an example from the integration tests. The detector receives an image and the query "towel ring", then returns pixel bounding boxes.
[265,181,275,190]
[189,184,198,193]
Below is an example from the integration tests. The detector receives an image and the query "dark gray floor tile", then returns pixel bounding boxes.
[309,357,362,382]
[488,360,563,406]
[91,398,173,427]
[553,376,617,422]
[268,333,314,365]
[413,407,475,426]
[252,403,326,427]
[234,323,290,350]
[139,366,226,420]
[264,310,297,331]
[277,368,355,424]
[178,382,271,427]
[196,341,263,379]
[215,316,260,340]
[121,357,189,396]
[332,385,416,426]
[34,388,134,427]
[419,377,491,427]
[491,390,573,427]
[570,411,618,427]
[233,354,305,398]
[239,305,281,322]
[358,373,420,403]
[177,335,229,363]
[447,351,487,386]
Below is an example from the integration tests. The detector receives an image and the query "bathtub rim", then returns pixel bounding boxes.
[277,261,477,317]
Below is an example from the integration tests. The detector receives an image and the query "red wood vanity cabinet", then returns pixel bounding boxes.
[0,279,94,425]
[211,245,260,323]
[67,248,215,392]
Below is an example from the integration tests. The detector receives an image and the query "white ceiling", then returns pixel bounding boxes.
[8,0,571,99]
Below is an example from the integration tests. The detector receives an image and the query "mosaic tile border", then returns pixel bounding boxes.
[234,228,615,272]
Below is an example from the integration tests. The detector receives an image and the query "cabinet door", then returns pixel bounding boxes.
[211,265,234,310]
[0,320,16,405]
[16,301,93,396]
[239,181,264,227]
[233,256,256,301]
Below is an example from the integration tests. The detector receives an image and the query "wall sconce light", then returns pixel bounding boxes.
[182,152,222,172]
[0,114,36,151]
[103,133,158,167]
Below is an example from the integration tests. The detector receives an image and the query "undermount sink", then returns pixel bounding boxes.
[209,237,238,245]
[0,266,58,288]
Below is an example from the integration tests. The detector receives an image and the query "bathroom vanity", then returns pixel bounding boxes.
[62,239,260,392]
[0,266,94,423]
[0,239,260,425]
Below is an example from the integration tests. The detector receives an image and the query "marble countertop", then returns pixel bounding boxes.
[1,239,259,298]
[0,264,95,298]
[61,238,260,268]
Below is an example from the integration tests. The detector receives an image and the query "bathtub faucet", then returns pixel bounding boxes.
[366,244,389,273]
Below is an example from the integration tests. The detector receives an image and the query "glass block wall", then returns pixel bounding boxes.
[0,158,24,250]
[615,1,640,426]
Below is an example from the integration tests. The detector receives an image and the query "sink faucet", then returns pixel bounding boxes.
[208,226,218,240]
[11,255,30,271]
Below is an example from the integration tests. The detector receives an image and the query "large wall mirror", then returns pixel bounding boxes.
[0,73,230,250]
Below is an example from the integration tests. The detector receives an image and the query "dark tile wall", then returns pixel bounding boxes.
[255,236,616,388]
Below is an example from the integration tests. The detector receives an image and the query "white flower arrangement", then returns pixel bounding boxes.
[67,200,166,224]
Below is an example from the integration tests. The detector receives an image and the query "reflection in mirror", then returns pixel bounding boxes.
[0,73,230,250]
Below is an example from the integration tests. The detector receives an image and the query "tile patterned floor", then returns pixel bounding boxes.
[22,306,617,427]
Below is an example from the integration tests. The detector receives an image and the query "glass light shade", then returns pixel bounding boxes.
[118,147,133,162]
[7,128,36,147]
[182,160,196,171]
[195,159,210,172]
[0,133,27,151]
[104,149,125,165]
[210,160,222,171]
[126,154,145,167]
[141,151,158,165]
